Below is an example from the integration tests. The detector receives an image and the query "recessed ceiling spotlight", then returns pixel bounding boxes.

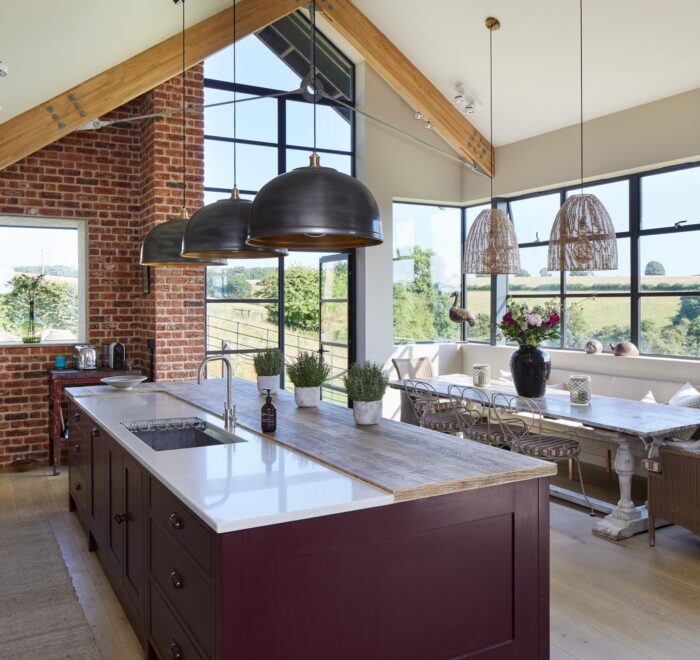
[414,111,425,121]
[424,122,433,130]
[0,62,8,77]
[463,102,476,115]
[453,94,465,106]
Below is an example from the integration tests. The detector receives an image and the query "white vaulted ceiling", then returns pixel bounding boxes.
[2,0,700,145]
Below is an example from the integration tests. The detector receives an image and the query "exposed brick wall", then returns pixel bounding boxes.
[0,66,207,468]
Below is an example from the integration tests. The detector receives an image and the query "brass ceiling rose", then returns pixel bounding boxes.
[485,17,501,31]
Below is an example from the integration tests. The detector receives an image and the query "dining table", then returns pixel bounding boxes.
[389,373,700,541]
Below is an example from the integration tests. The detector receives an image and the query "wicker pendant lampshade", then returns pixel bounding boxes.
[462,17,520,275]
[463,208,520,274]
[547,0,618,272]
[547,194,617,271]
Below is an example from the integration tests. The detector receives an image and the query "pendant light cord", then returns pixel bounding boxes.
[311,1,317,154]
[181,0,187,211]
[232,0,238,187]
[489,25,494,201]
[579,0,584,193]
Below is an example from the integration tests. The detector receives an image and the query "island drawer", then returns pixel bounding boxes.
[150,518,212,656]
[69,464,90,522]
[68,425,91,475]
[68,402,94,438]
[149,477,212,575]
[150,583,206,660]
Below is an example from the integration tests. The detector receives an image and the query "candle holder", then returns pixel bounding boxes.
[473,364,491,388]
[569,375,592,405]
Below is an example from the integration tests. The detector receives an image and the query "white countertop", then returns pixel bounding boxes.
[66,387,393,533]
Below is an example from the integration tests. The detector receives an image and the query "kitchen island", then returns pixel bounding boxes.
[66,378,556,660]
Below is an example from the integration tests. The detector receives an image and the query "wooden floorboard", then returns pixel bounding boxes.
[1,467,699,659]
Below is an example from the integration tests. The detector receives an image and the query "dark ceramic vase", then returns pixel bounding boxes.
[509,345,551,398]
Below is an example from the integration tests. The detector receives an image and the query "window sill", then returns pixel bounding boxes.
[0,340,83,349]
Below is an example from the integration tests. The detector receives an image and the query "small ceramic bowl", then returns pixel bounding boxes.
[101,376,147,390]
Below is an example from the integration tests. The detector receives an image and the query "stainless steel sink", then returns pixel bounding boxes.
[123,417,246,451]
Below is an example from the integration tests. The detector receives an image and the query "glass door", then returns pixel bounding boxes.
[319,254,350,405]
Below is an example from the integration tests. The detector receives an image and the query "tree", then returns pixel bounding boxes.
[539,267,551,277]
[258,265,319,334]
[674,296,700,323]
[517,269,531,277]
[644,260,666,276]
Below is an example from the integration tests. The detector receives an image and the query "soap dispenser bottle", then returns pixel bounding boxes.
[261,389,277,433]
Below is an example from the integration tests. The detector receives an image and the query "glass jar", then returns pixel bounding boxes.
[473,363,491,388]
[569,375,592,406]
[21,301,44,344]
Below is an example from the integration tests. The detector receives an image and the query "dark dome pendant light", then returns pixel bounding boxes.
[247,1,382,250]
[140,0,224,268]
[181,0,287,260]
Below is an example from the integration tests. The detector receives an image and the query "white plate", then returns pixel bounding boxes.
[101,376,147,390]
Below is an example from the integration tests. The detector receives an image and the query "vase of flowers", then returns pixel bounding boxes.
[498,300,561,398]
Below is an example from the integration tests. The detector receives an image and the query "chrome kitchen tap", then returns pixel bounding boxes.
[197,356,236,431]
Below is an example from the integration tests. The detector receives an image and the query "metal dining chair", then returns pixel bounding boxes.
[491,392,595,514]
[447,385,527,448]
[403,380,462,435]
[393,357,453,418]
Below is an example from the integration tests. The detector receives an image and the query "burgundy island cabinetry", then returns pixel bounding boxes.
[66,380,555,660]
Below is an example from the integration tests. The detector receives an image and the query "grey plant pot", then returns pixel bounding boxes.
[352,400,382,425]
[294,386,320,407]
[257,375,280,395]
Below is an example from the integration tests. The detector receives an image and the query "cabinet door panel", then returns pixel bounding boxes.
[107,442,124,571]
[91,432,110,542]
[123,452,146,615]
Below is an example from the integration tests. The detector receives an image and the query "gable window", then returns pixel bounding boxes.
[0,216,87,344]
[202,21,355,405]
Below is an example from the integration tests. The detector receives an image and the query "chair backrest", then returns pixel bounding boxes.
[392,357,434,380]
[490,392,543,448]
[448,384,490,432]
[403,379,439,423]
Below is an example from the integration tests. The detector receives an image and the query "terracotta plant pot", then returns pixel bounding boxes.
[294,386,320,407]
[257,375,280,395]
[352,400,382,426]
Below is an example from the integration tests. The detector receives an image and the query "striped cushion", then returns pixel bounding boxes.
[466,421,508,447]
[642,458,662,473]
[517,434,579,459]
[414,399,453,414]
[421,411,462,432]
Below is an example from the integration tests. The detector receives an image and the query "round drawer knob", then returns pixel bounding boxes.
[113,513,127,524]
[169,569,184,590]
[74,481,81,491]
[169,640,183,660]
[73,444,81,453]
[169,512,184,530]
[73,412,80,421]
[91,428,100,437]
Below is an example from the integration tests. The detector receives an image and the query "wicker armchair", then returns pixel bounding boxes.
[647,445,700,547]
[403,380,462,435]
[491,393,594,514]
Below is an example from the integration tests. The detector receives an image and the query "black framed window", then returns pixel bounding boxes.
[502,162,700,358]
[202,26,356,402]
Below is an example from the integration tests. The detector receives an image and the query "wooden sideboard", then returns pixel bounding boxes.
[48,368,141,475]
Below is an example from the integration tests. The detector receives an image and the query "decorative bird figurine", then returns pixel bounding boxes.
[448,292,477,326]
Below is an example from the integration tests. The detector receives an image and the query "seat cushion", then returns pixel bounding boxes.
[517,434,579,459]
[421,411,461,432]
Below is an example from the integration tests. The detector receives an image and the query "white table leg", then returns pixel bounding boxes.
[592,435,649,541]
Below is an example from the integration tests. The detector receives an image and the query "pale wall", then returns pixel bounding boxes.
[462,86,700,202]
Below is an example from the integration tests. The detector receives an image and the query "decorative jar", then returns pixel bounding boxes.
[509,345,551,398]
[472,364,491,388]
[569,375,592,405]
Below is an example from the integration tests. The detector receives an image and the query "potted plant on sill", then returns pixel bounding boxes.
[498,299,563,398]
[344,361,388,426]
[287,351,330,407]
[253,349,283,395]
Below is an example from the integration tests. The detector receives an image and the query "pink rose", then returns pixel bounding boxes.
[527,313,542,327]
[521,322,529,332]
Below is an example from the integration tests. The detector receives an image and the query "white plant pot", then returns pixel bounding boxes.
[257,375,280,395]
[353,400,382,426]
[294,386,320,407]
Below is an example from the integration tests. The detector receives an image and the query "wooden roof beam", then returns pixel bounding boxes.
[0,0,302,171]
[320,0,494,176]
